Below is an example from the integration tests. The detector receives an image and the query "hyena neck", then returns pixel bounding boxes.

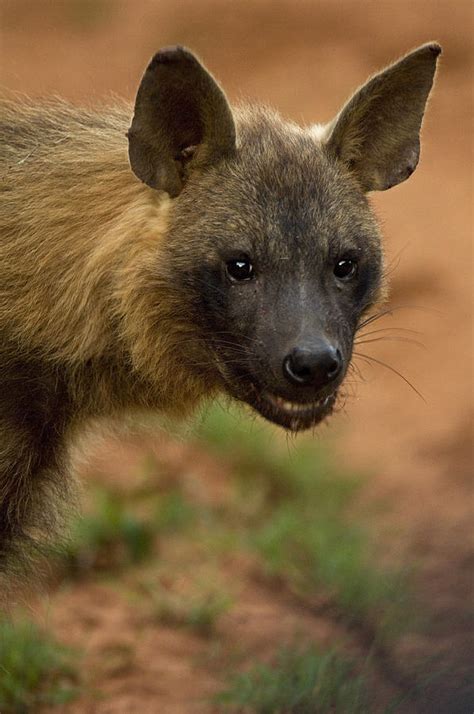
[0,98,211,419]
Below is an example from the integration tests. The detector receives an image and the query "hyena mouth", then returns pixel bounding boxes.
[247,387,337,432]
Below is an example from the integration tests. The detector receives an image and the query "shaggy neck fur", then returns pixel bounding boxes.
[0,98,213,580]
[0,97,213,418]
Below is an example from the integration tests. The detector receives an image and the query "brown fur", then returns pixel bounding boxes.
[0,97,214,575]
[0,44,440,580]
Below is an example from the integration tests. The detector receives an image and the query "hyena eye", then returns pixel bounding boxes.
[226,256,254,282]
[334,258,358,281]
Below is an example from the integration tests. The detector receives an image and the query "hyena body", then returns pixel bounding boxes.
[0,45,440,574]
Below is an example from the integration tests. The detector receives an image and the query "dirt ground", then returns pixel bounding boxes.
[1,1,472,712]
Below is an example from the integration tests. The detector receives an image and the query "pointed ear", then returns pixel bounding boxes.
[325,43,441,192]
[127,46,236,197]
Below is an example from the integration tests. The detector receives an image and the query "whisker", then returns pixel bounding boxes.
[357,326,422,338]
[348,360,365,382]
[353,351,426,402]
[381,240,412,280]
[357,304,438,332]
[198,343,249,355]
[355,335,425,349]
[199,330,264,349]
[191,336,256,354]
[357,307,398,330]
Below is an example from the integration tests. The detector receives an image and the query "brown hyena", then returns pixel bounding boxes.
[0,44,440,577]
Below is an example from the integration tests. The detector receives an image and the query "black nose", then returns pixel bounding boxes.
[283,342,343,388]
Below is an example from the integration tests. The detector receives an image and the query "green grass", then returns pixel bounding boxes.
[61,488,155,574]
[58,481,199,576]
[153,490,197,533]
[216,644,370,713]
[195,402,360,510]
[253,505,411,640]
[24,402,419,711]
[195,404,413,641]
[146,586,233,637]
[0,616,78,713]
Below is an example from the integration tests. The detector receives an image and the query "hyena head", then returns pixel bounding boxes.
[127,44,440,431]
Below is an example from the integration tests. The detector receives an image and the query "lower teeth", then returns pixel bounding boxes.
[266,393,332,412]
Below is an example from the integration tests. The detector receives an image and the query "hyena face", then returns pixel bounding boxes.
[128,45,440,431]
[164,117,383,430]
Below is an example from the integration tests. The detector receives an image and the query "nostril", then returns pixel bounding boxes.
[327,348,343,378]
[283,348,321,386]
[283,353,309,384]
[283,344,343,387]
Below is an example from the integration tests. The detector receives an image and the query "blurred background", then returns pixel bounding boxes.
[0,1,472,713]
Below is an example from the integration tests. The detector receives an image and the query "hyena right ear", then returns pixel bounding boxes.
[127,46,236,197]
[325,43,441,192]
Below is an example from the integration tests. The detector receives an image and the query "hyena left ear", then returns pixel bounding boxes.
[325,43,441,191]
[128,46,236,197]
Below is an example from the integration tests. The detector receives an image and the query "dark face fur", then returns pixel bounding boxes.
[128,45,440,431]
[167,113,383,430]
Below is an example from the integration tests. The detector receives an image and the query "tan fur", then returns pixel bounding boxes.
[0,98,213,417]
[0,96,217,579]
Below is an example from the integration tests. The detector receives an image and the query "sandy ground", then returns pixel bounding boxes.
[1,1,472,712]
